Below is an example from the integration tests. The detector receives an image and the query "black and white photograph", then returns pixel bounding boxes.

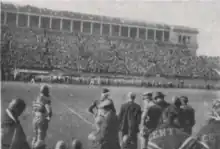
[1,0,220,149]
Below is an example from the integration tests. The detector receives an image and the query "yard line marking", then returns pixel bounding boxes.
[62,103,96,128]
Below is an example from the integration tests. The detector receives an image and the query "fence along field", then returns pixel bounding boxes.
[1,81,219,149]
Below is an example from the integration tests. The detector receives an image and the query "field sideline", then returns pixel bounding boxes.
[1,81,220,149]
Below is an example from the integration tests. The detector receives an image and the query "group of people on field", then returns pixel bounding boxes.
[1,84,220,149]
[87,88,220,149]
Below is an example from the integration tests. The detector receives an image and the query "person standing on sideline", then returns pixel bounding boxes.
[161,96,184,129]
[88,99,120,149]
[180,96,195,135]
[1,98,30,149]
[140,92,162,149]
[118,92,142,149]
[147,105,208,149]
[88,88,116,117]
[32,84,53,149]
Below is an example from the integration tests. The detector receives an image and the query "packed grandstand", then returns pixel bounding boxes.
[1,2,220,81]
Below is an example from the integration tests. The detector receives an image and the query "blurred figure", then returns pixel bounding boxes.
[147,104,208,149]
[140,92,162,149]
[161,96,184,128]
[154,92,170,111]
[88,88,116,117]
[32,84,53,149]
[1,98,30,149]
[88,99,120,149]
[71,139,83,149]
[180,96,195,135]
[196,99,220,149]
[118,92,142,149]
[55,140,67,149]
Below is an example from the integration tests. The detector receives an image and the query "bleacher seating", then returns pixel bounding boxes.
[1,3,220,80]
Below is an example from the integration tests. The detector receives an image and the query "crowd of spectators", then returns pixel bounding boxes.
[1,3,220,81]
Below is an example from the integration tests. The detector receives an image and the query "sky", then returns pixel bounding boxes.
[2,0,220,57]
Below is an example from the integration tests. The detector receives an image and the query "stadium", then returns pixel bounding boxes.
[1,2,220,149]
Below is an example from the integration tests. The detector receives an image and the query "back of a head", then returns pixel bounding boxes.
[8,98,26,117]
[55,140,66,149]
[128,92,136,101]
[172,96,182,107]
[180,96,188,105]
[40,84,50,97]
[71,139,82,149]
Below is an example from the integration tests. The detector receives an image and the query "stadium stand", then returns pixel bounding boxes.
[1,2,220,80]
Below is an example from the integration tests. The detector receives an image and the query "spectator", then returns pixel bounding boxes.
[196,99,220,149]
[118,92,142,149]
[1,98,30,149]
[180,96,195,135]
[147,103,208,149]
[140,92,162,149]
[71,139,83,149]
[55,140,67,149]
[88,88,116,117]
[88,99,120,149]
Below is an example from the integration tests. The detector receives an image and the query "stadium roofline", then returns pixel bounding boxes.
[1,2,199,34]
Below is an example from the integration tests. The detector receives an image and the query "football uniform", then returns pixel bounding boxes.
[32,94,52,149]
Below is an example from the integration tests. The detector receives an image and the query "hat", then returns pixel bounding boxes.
[154,92,165,99]
[180,96,188,104]
[142,92,153,97]
[102,88,110,94]
[172,96,181,106]
[128,92,136,100]
[55,140,66,149]
[99,99,113,109]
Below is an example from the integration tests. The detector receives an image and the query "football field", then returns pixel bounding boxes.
[1,82,220,149]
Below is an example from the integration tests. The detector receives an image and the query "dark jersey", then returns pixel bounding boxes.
[147,124,208,149]
[88,98,116,115]
[196,119,220,149]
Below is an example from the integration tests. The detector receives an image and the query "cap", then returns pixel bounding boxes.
[128,92,136,100]
[154,92,165,99]
[55,140,66,149]
[71,139,82,149]
[180,96,188,104]
[142,92,153,97]
[172,96,182,106]
[102,88,110,94]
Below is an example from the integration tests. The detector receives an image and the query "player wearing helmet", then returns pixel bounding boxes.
[32,84,52,149]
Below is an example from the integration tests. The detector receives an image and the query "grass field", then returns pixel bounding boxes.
[1,81,220,149]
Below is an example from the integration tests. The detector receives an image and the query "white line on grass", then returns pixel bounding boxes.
[62,103,96,128]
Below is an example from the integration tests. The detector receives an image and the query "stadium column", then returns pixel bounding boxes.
[145,28,148,40]
[80,21,83,33]
[16,13,18,26]
[91,22,93,34]
[27,14,30,27]
[128,27,130,38]
[4,11,7,25]
[119,25,122,36]
[110,24,112,36]
[137,27,139,39]
[38,16,41,28]
[70,20,73,32]
[162,29,164,42]
[60,19,63,30]
[100,23,103,35]
[49,17,52,29]
[153,29,156,41]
